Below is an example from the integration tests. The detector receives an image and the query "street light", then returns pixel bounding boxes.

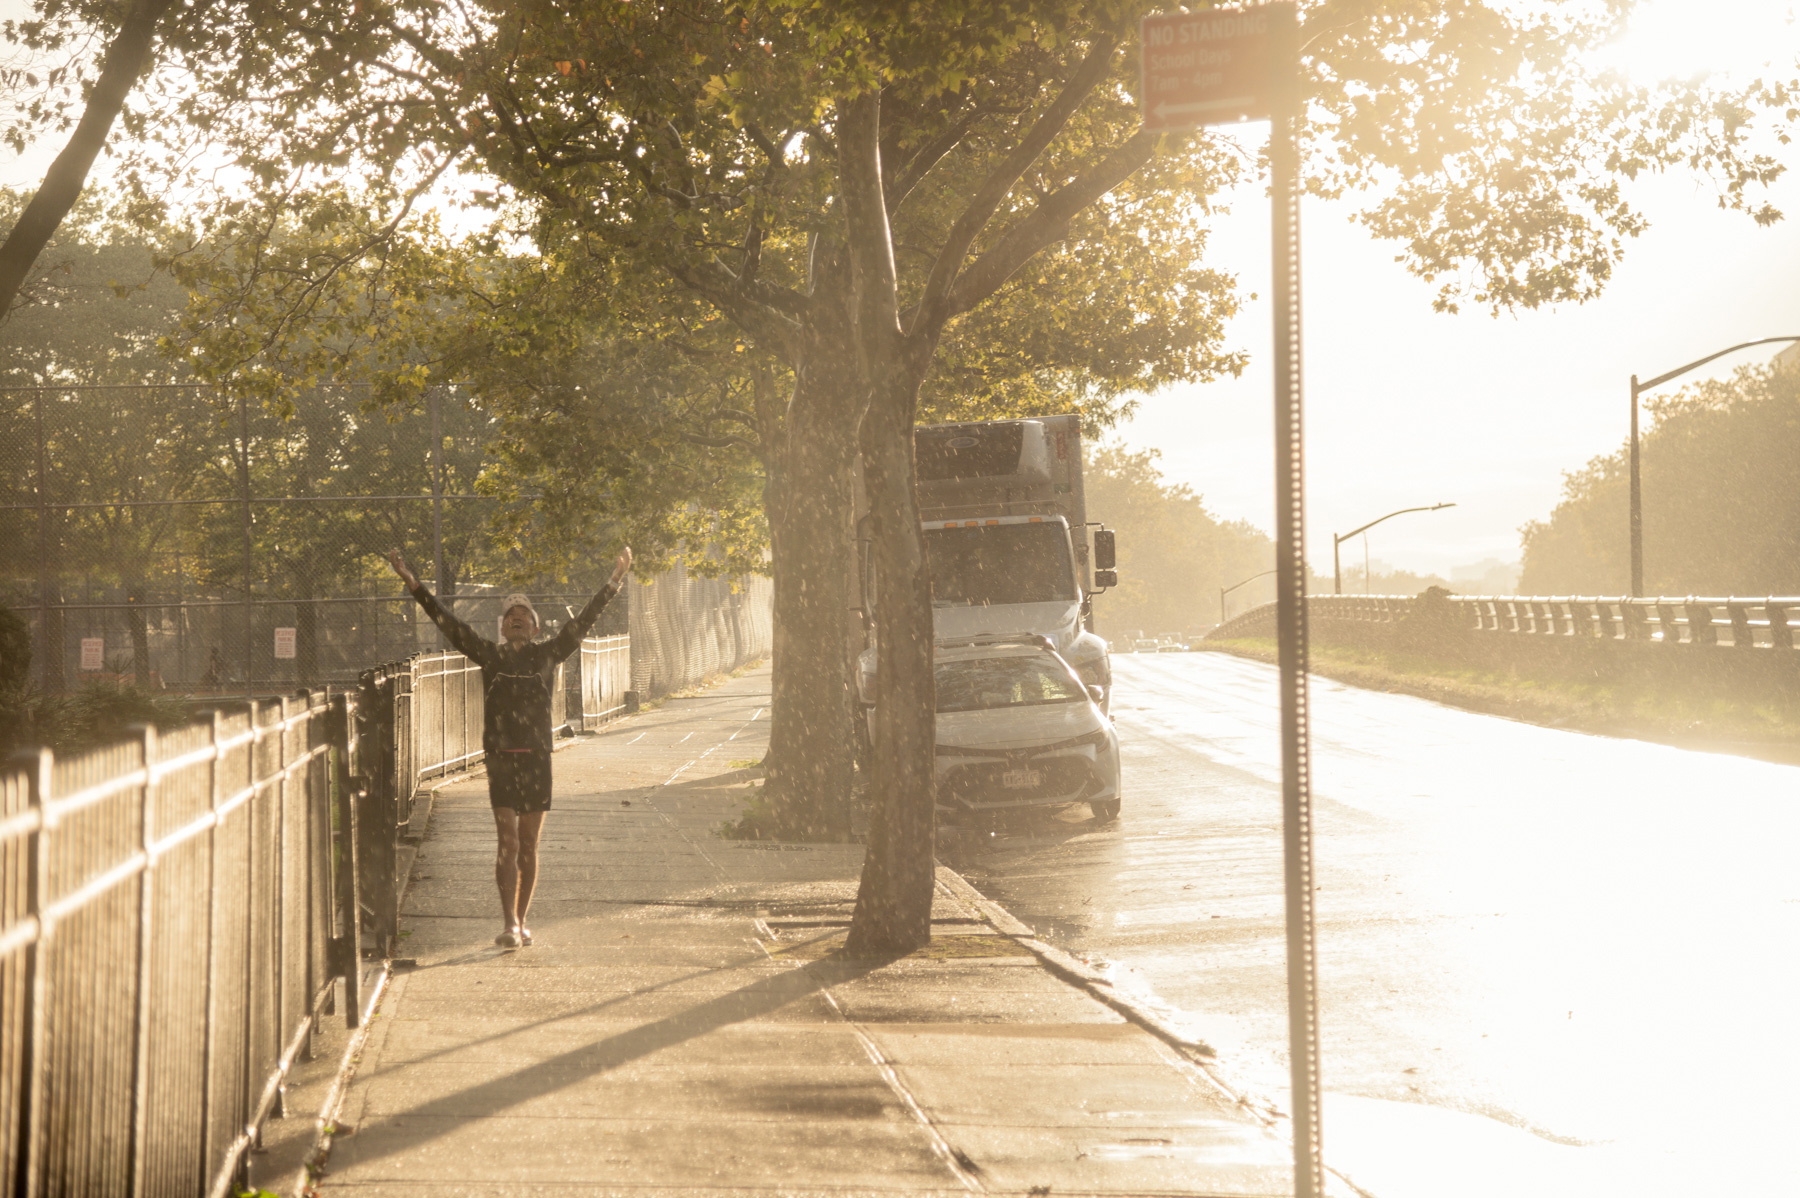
[1219,568,1278,624]
[1629,336,1800,596]
[1332,504,1456,595]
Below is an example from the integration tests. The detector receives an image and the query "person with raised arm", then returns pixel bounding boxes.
[389,546,632,948]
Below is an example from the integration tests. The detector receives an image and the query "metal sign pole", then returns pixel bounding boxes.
[1268,6,1324,1195]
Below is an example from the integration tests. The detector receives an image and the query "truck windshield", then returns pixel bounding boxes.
[925,522,1075,607]
[936,655,1086,712]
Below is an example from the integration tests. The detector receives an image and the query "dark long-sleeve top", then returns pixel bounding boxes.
[407,583,618,756]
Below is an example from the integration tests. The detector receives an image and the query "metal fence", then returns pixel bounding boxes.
[1210,593,1800,650]
[625,563,772,701]
[1,694,365,1198]
[576,635,631,729]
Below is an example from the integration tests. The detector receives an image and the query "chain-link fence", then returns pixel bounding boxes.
[2,384,766,697]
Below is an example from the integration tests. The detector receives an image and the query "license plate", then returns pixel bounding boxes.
[1001,768,1042,789]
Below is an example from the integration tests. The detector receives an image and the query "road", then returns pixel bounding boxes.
[949,650,1800,1198]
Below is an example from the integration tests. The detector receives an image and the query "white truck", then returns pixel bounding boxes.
[854,414,1118,708]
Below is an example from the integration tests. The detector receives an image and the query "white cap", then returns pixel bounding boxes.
[501,594,537,623]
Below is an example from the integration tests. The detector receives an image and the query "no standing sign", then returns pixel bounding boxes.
[1140,7,1273,130]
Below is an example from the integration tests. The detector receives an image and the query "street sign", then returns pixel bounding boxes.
[1140,7,1273,130]
[79,637,104,671]
[273,627,297,660]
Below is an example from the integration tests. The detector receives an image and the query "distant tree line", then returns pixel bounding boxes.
[1520,366,1800,596]
[1084,445,1273,637]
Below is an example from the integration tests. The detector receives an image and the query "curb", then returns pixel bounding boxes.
[293,961,390,1198]
[933,864,1219,1059]
[935,862,1373,1198]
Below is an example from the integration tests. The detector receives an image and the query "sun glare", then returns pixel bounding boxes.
[1594,0,1800,82]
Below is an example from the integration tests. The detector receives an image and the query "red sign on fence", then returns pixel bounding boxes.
[1140,7,1273,130]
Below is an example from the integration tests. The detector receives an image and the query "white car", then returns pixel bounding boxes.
[860,636,1122,820]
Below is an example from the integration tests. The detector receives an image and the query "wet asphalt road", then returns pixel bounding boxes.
[949,651,1800,1198]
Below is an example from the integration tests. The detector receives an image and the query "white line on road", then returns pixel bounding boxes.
[680,732,694,742]
[627,732,646,744]
[663,760,698,786]
[751,708,765,721]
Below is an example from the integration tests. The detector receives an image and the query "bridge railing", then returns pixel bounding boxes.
[1210,594,1800,652]
[1,694,366,1198]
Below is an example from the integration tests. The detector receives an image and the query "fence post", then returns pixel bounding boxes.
[1728,602,1753,650]
[1687,600,1717,646]
[19,748,51,1197]
[1769,602,1793,651]
[198,711,222,1182]
[355,673,398,957]
[129,724,158,1196]
[327,695,364,1026]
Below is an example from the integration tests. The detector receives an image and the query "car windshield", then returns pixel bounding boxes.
[925,522,1076,607]
[936,655,1086,713]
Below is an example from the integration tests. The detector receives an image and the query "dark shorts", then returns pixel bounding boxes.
[488,748,553,813]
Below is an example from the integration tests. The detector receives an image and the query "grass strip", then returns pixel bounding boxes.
[1200,638,1800,765]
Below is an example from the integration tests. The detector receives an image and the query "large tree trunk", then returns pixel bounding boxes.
[843,373,937,955]
[759,354,861,838]
[839,90,941,957]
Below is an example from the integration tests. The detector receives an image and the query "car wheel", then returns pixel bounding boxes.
[1090,798,1121,820]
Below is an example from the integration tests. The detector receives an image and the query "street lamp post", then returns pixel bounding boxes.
[1332,504,1456,595]
[1629,336,1800,596]
[1219,568,1278,624]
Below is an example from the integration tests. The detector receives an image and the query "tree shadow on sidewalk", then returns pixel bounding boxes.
[339,946,901,1168]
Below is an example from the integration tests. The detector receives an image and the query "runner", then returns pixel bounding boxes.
[389,547,632,948]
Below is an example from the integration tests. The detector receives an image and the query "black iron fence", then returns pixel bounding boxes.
[1,555,771,1195]
[1,694,364,1198]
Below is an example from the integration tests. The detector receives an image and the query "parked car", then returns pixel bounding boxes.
[864,635,1121,820]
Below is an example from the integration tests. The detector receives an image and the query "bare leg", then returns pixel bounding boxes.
[492,807,521,941]
[515,810,548,938]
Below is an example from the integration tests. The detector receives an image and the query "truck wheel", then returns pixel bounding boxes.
[1090,798,1121,820]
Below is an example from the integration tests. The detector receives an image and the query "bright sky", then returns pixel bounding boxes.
[4,0,1797,580]
[1121,0,1800,579]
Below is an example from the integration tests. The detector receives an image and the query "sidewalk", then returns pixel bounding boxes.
[307,666,1295,1196]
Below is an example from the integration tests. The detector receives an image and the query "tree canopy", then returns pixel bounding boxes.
[1519,365,1800,597]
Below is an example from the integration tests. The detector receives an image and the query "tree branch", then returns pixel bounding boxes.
[944,126,1157,319]
[0,0,181,319]
[910,35,1118,336]
[886,103,985,215]
[839,90,903,372]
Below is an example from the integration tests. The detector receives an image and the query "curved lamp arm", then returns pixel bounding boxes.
[1334,502,1456,546]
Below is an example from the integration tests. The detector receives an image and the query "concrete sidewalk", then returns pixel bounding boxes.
[308,666,1296,1196]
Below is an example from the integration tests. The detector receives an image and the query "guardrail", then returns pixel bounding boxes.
[2,694,365,1198]
[1210,593,1800,649]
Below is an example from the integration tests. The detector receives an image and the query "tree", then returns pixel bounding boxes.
[1519,365,1800,596]
[0,189,212,689]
